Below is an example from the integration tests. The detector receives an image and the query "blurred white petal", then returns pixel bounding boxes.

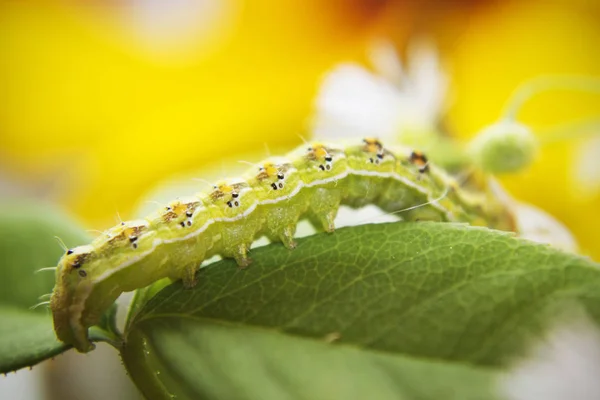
[572,135,600,199]
[501,310,600,400]
[313,63,406,140]
[405,39,448,123]
[489,178,577,252]
[313,39,446,142]
[514,203,578,253]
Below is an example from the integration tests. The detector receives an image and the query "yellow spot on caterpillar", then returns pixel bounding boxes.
[363,137,383,153]
[210,183,235,200]
[161,198,201,224]
[172,202,188,215]
[314,147,328,160]
[256,160,293,183]
[307,143,329,161]
[167,202,188,219]
[123,226,141,239]
[100,220,149,249]
[262,162,279,178]
[409,150,429,173]
[219,184,234,194]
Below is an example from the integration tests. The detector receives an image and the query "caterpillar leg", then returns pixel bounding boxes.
[181,263,199,289]
[262,202,305,249]
[278,225,297,249]
[73,325,96,353]
[314,210,336,233]
[233,243,252,268]
[167,259,199,289]
[309,188,342,233]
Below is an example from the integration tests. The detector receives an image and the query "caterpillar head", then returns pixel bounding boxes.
[50,245,97,352]
[50,220,154,352]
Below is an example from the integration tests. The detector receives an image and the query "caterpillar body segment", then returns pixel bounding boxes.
[249,158,306,249]
[50,138,515,352]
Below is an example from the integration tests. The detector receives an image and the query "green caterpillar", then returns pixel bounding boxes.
[50,138,515,353]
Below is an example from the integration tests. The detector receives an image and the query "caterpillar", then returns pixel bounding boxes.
[50,138,516,353]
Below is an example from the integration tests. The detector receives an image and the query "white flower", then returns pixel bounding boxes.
[501,309,600,400]
[312,39,447,142]
[489,178,578,252]
[572,135,600,199]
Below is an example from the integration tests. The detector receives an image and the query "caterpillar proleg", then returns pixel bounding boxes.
[50,138,515,352]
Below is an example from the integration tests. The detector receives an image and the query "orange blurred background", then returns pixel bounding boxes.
[1,0,599,258]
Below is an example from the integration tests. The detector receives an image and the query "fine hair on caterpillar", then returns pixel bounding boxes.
[53,236,69,252]
[50,138,515,352]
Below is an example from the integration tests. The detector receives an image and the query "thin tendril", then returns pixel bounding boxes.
[535,116,600,145]
[502,75,600,122]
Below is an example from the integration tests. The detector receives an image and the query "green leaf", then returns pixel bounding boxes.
[0,201,88,309]
[122,222,600,400]
[0,201,116,373]
[125,277,173,333]
[0,305,67,372]
[123,319,497,400]
[0,305,118,373]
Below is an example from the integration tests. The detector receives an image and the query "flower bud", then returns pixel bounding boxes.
[469,121,538,174]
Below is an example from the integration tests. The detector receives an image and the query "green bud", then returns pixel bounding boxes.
[468,121,538,174]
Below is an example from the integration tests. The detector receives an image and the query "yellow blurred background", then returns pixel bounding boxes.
[1,0,599,260]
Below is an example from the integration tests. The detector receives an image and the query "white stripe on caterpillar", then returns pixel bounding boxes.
[92,169,449,286]
[50,138,515,352]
